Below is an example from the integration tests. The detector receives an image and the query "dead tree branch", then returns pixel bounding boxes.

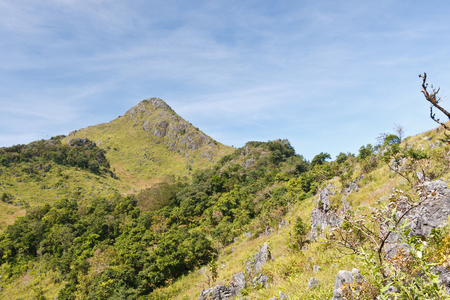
[420,73,450,140]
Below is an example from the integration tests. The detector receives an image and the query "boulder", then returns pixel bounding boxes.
[245,243,271,276]
[308,277,319,289]
[434,265,450,294]
[198,285,230,300]
[198,272,246,300]
[229,272,246,297]
[252,273,269,288]
[311,185,340,237]
[385,180,450,258]
[331,268,363,300]
[279,291,288,299]
[342,176,362,195]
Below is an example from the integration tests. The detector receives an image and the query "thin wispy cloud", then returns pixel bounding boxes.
[1,1,450,158]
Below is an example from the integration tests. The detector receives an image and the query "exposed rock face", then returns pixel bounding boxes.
[332,268,363,300]
[198,285,230,300]
[245,243,271,276]
[198,272,246,300]
[408,180,450,237]
[342,176,362,195]
[383,180,450,292]
[230,272,246,296]
[252,273,269,287]
[434,265,450,294]
[198,244,272,300]
[386,180,450,257]
[310,185,340,237]
[120,98,221,154]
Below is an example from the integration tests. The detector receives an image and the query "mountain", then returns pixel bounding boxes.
[2,97,450,299]
[0,98,232,231]
[64,98,233,191]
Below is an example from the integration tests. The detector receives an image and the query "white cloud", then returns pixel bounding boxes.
[1,0,450,159]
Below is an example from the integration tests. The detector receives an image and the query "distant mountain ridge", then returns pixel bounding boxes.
[65,98,233,189]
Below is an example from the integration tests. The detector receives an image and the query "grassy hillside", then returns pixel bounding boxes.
[0,98,232,232]
[64,98,233,191]
[144,126,450,299]
[0,137,125,232]
[2,99,450,299]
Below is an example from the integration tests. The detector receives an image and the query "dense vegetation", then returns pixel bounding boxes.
[0,137,111,175]
[0,138,350,298]
[0,196,213,299]
[3,127,450,299]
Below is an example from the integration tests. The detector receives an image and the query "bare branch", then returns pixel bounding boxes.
[420,73,450,141]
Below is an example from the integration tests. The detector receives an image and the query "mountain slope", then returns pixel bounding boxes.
[144,125,450,299]
[0,98,233,231]
[64,98,233,190]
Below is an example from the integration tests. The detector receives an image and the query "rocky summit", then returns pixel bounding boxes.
[65,98,233,189]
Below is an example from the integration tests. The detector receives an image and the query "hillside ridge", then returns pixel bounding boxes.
[65,97,234,189]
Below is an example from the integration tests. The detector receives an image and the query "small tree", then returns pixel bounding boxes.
[292,216,309,250]
[311,152,331,167]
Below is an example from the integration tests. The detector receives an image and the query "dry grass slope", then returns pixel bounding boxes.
[64,98,233,192]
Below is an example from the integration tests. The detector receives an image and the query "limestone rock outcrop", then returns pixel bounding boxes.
[198,243,272,300]
[198,272,246,300]
[310,185,340,237]
[331,268,363,300]
[245,243,271,276]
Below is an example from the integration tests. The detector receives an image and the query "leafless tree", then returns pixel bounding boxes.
[420,72,450,142]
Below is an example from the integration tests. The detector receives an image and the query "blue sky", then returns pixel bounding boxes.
[1,0,450,160]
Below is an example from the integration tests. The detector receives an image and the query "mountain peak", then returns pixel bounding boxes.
[125,98,173,118]
[65,97,233,188]
[140,98,171,110]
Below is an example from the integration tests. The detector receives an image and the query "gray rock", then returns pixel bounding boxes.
[434,265,450,294]
[430,141,441,149]
[198,272,246,300]
[313,265,320,272]
[416,171,430,183]
[246,243,271,276]
[308,277,319,289]
[342,181,358,195]
[229,272,246,297]
[387,180,450,245]
[279,291,288,299]
[278,219,288,229]
[243,232,252,238]
[352,268,363,280]
[252,273,269,287]
[382,181,450,292]
[68,138,96,147]
[384,285,399,294]
[259,226,274,237]
[311,185,340,237]
[331,269,364,300]
[198,285,231,300]
[341,197,350,211]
